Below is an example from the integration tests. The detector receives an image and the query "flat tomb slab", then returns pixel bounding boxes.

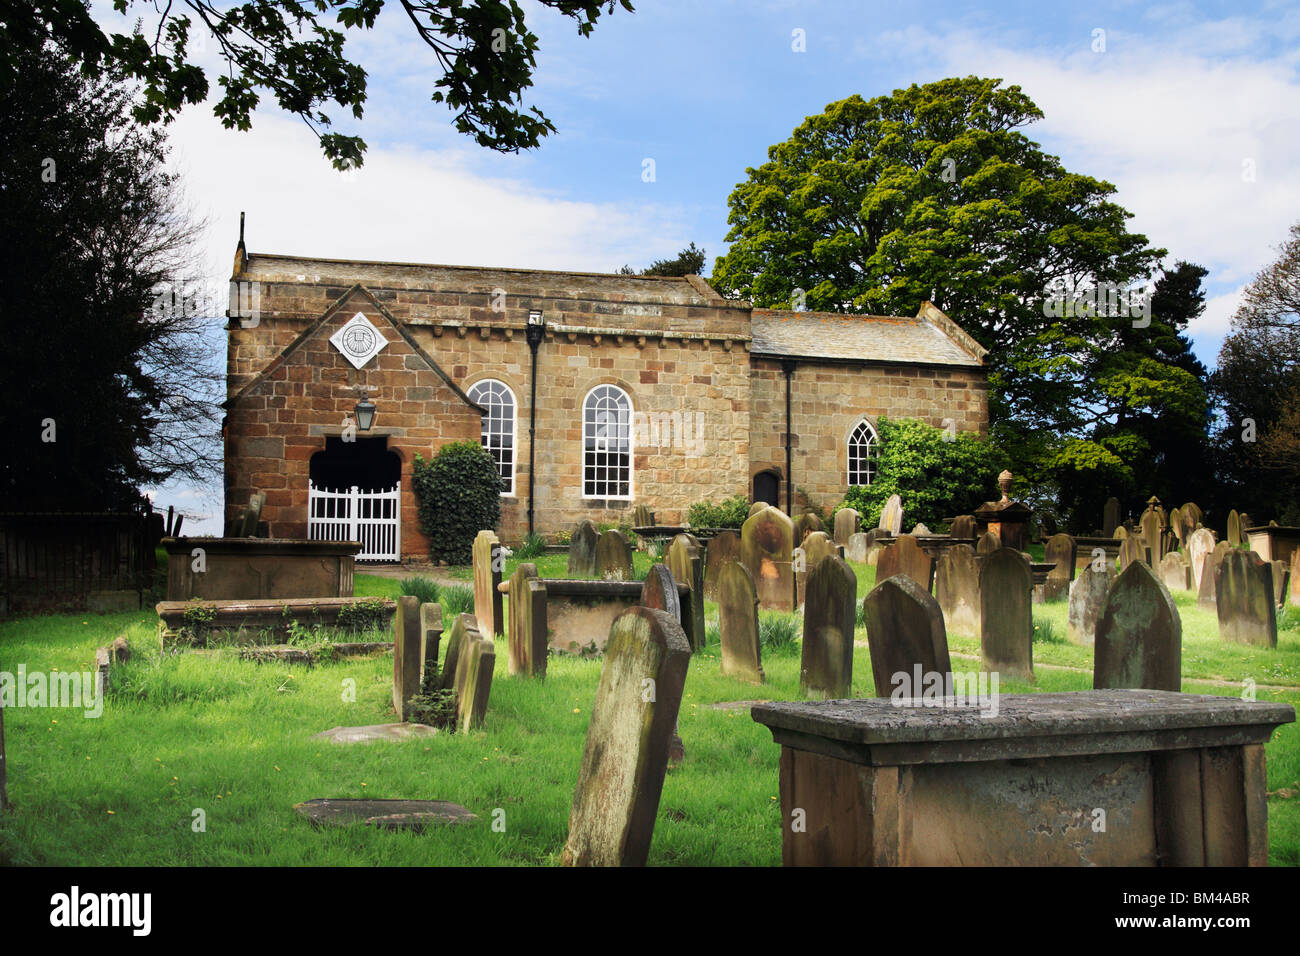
[294,798,476,830]
[311,724,438,744]
[163,536,360,601]
[157,597,396,645]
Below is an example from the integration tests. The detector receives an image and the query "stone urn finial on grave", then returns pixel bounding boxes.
[997,470,1014,503]
[975,471,1032,552]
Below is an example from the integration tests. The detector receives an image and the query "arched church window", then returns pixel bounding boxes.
[583,385,633,498]
[847,419,878,487]
[467,379,517,495]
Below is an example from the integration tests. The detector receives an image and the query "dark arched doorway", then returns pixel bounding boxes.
[309,437,402,562]
[753,469,780,507]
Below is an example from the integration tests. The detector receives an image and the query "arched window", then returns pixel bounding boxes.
[847,420,878,487]
[467,379,516,495]
[583,385,632,498]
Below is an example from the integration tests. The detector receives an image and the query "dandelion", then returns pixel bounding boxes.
[573,708,580,714]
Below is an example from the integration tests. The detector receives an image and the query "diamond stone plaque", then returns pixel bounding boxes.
[330,312,387,369]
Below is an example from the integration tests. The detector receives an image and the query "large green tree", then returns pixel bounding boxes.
[710,77,1212,526]
[0,0,632,169]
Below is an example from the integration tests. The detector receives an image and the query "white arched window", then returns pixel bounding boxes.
[847,419,878,487]
[583,385,633,499]
[467,379,516,495]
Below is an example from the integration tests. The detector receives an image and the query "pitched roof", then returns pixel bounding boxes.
[748,303,986,367]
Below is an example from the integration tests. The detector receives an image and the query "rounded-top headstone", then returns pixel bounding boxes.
[1093,561,1181,691]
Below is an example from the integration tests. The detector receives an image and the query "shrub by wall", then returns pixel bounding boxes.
[412,441,501,565]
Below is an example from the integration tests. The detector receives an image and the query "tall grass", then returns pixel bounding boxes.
[399,576,440,605]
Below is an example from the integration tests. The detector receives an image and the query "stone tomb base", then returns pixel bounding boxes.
[751,690,1293,867]
[294,798,477,831]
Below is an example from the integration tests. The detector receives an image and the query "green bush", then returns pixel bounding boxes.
[399,577,441,606]
[514,532,546,559]
[687,494,751,529]
[758,610,801,656]
[834,418,1003,530]
[412,441,502,565]
[406,662,459,730]
[439,585,475,618]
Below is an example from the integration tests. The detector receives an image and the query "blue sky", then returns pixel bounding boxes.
[90,0,1300,528]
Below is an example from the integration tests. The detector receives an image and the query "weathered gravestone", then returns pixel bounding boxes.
[976,531,1000,555]
[1114,525,1128,540]
[1118,536,1145,571]
[979,548,1033,680]
[1215,550,1277,648]
[1140,510,1164,565]
[1093,562,1181,692]
[741,506,795,612]
[392,596,422,720]
[452,618,495,732]
[568,520,599,576]
[420,602,444,673]
[506,563,548,676]
[800,556,856,699]
[1292,548,1300,607]
[473,530,504,637]
[935,543,980,638]
[561,607,690,867]
[1181,501,1203,527]
[911,523,932,536]
[666,534,706,650]
[793,512,823,544]
[595,529,634,581]
[1187,528,1216,591]
[1067,565,1115,645]
[864,575,952,698]
[633,504,654,527]
[795,531,837,608]
[718,561,764,683]
[1173,508,1196,549]
[748,501,770,518]
[875,534,934,592]
[1227,510,1243,547]
[240,491,265,537]
[949,515,976,540]
[1158,552,1191,592]
[879,495,904,535]
[439,612,474,691]
[1103,497,1121,537]
[1043,533,1077,601]
[703,530,740,601]
[846,532,870,564]
[1272,560,1289,608]
[833,508,861,546]
[639,564,688,765]
[1197,554,1218,610]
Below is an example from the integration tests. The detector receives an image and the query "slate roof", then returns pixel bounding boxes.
[749,305,986,367]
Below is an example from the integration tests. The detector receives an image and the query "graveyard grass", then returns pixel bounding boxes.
[2,557,1299,866]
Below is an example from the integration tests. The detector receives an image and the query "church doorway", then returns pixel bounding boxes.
[308,437,402,562]
[753,469,781,507]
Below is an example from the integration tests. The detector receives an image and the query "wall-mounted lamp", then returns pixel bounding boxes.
[354,386,377,431]
[525,309,546,349]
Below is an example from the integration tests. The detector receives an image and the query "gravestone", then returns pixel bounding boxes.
[392,595,422,720]
[704,530,741,601]
[748,501,770,518]
[864,575,952,698]
[875,534,934,592]
[1197,554,1218,610]
[1271,560,1289,608]
[741,506,795,612]
[949,515,976,540]
[439,613,475,691]
[638,564,689,764]
[1181,501,1203,528]
[1066,565,1115,645]
[634,504,654,527]
[793,512,823,544]
[420,602,444,673]
[1118,536,1144,570]
[595,529,634,581]
[568,520,599,576]
[1043,533,1076,601]
[1215,550,1277,648]
[506,563,548,677]
[1292,548,1300,606]
[718,561,764,683]
[795,531,837,607]
[1173,508,1196,548]
[472,530,504,637]
[879,495,904,535]
[1240,512,1253,534]
[295,798,477,831]
[1114,525,1128,540]
[1187,528,1216,590]
[833,508,861,546]
[666,534,706,650]
[800,556,856,699]
[1158,552,1191,592]
[935,543,980,638]
[846,532,870,564]
[452,619,495,732]
[1103,497,1121,537]
[911,522,932,536]
[1140,510,1164,565]
[1093,562,1181,692]
[976,531,1001,555]
[979,548,1033,680]
[1227,510,1243,547]
[239,491,265,538]
[561,607,690,867]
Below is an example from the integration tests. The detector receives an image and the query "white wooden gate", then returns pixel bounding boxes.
[308,483,400,563]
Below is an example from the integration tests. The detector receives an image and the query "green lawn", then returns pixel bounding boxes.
[1,559,1298,866]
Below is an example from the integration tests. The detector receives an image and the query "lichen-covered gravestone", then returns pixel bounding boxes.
[1226,509,1243,547]
[1067,564,1115,645]
[666,533,705,650]
[875,534,934,592]
[452,619,495,731]
[1118,536,1144,571]
[864,575,952,698]
[595,529,634,581]
[793,512,823,544]
[1197,554,1218,610]
[748,501,770,518]
[507,563,548,676]
[439,613,475,691]
[1215,550,1277,648]
[1043,533,1076,601]
[1272,560,1290,609]
[878,494,904,535]
[561,607,691,867]
[800,555,856,699]
[1093,562,1181,692]
[638,564,689,765]
[420,601,444,673]
[935,543,980,638]
[1187,528,1216,591]
[795,531,836,608]
[741,506,795,612]
[633,504,654,527]
[568,520,599,576]
[911,522,932,536]
[979,548,1033,680]
[473,530,504,637]
[846,532,870,564]
[1158,552,1191,592]
[717,561,764,683]
[833,508,861,546]
[949,515,976,540]
[703,530,741,601]
[976,531,1001,555]
[392,596,423,720]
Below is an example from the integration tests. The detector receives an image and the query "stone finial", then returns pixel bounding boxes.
[997,470,1014,503]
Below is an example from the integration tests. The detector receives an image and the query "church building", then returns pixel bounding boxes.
[223,231,989,561]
